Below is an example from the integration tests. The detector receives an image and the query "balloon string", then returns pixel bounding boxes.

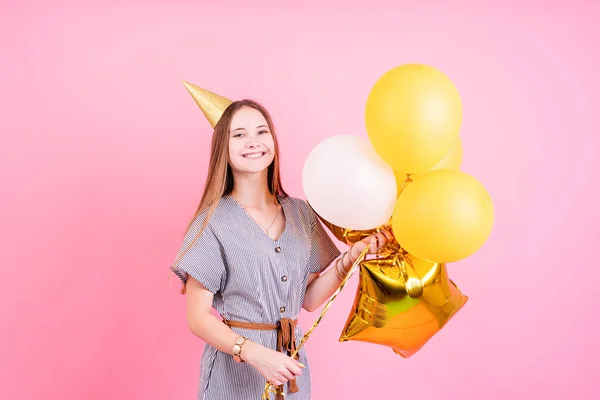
[261,244,371,400]
[399,173,413,195]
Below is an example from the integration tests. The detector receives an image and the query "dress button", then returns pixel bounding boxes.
[275,246,281,253]
[279,306,286,313]
[281,276,288,282]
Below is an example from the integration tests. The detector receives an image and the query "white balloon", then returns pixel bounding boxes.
[302,135,397,230]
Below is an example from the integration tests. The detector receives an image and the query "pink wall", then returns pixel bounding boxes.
[2,1,599,399]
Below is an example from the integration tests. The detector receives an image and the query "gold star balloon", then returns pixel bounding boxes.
[339,245,468,358]
[182,81,232,128]
[308,203,468,358]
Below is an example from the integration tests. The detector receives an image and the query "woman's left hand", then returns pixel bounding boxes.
[348,229,394,262]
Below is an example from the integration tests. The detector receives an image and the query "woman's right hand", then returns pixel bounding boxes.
[242,341,304,386]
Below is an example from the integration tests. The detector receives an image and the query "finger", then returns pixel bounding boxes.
[287,361,303,376]
[369,236,378,253]
[280,369,295,381]
[350,241,366,258]
[382,230,394,241]
[270,379,282,387]
[373,233,384,251]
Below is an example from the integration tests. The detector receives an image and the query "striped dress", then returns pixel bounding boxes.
[172,194,341,400]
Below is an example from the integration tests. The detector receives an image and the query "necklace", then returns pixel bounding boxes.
[255,205,280,235]
[234,197,282,236]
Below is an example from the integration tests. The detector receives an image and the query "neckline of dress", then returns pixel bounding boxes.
[225,194,289,243]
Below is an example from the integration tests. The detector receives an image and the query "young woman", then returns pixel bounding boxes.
[170,99,392,400]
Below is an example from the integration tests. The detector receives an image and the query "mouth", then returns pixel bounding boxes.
[242,151,267,159]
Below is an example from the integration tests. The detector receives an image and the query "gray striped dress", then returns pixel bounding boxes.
[172,194,341,400]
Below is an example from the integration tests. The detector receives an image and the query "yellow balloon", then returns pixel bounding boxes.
[394,138,463,193]
[392,169,494,263]
[427,137,463,171]
[365,64,463,174]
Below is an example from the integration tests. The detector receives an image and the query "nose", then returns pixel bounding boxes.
[245,140,262,149]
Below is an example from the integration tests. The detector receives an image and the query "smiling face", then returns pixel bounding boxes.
[227,106,276,175]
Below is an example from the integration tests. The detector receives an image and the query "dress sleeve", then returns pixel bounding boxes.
[305,203,342,274]
[170,213,226,294]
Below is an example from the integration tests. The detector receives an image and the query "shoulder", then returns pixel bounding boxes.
[188,197,231,232]
[280,195,316,223]
[281,195,307,209]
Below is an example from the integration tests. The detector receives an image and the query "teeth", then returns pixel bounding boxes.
[244,152,264,159]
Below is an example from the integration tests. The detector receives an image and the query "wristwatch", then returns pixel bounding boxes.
[232,336,247,363]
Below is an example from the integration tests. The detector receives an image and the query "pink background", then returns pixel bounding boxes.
[2,1,599,399]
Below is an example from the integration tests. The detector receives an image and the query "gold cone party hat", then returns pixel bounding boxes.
[182,81,233,128]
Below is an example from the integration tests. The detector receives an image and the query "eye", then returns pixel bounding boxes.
[258,129,270,135]
[232,132,244,138]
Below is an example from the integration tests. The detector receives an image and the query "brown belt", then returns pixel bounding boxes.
[223,317,300,399]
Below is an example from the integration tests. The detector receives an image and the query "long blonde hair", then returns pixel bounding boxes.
[170,99,288,293]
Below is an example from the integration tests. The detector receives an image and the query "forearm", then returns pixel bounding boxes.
[303,252,353,312]
[186,298,262,362]
[187,310,240,355]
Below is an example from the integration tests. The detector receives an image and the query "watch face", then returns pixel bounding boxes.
[235,336,246,345]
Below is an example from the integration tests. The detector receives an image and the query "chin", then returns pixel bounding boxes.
[243,163,272,174]
[230,162,268,175]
